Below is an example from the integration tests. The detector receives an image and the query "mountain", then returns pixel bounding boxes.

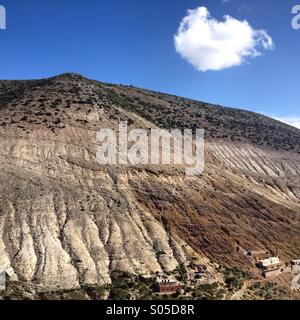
[0,73,299,294]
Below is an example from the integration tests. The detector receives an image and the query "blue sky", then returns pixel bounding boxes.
[0,0,299,126]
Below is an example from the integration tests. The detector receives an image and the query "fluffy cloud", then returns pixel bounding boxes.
[174,7,274,71]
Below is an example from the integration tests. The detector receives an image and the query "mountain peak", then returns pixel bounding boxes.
[52,72,88,81]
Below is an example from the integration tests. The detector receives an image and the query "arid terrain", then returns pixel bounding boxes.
[0,73,299,300]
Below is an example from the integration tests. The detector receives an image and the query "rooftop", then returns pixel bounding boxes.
[259,257,281,267]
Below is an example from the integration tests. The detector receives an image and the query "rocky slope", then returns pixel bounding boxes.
[0,73,299,290]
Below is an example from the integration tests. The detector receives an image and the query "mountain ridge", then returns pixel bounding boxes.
[0,73,299,291]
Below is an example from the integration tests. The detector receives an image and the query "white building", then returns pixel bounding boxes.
[257,257,285,278]
[291,260,300,273]
[258,257,284,270]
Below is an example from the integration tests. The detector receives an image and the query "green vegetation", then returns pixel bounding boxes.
[82,284,108,300]
[249,282,293,300]
[0,281,32,300]
[175,264,188,283]
[219,266,253,292]
[109,287,130,300]
[188,282,225,300]
[108,270,154,300]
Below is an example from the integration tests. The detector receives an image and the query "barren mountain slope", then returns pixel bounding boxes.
[0,73,299,289]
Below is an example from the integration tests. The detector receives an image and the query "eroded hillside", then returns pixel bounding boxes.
[0,73,299,290]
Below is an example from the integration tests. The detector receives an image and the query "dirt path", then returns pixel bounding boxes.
[230,280,250,300]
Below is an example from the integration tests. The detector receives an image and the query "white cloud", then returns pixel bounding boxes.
[174,6,274,71]
[272,117,300,129]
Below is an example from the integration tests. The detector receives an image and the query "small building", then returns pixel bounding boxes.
[154,273,182,295]
[263,268,282,279]
[156,272,165,278]
[257,257,285,278]
[257,257,285,270]
[291,260,300,273]
[195,264,207,273]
